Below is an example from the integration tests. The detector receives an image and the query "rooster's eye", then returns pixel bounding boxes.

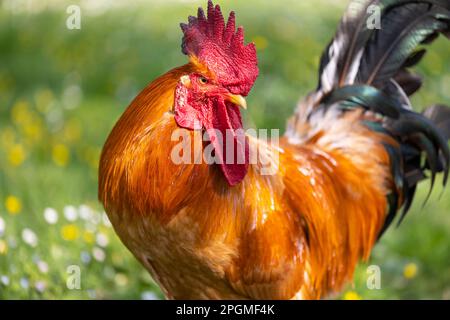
[198,77,208,85]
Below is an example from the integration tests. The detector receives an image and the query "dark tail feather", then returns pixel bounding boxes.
[311,0,450,237]
[317,0,450,94]
[356,2,450,89]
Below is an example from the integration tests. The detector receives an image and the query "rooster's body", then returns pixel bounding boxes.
[99,0,450,299]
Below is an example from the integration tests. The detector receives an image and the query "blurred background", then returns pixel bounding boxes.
[0,0,449,299]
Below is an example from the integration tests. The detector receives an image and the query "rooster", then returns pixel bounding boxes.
[99,0,450,299]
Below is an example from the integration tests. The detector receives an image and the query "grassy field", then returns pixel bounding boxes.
[0,0,449,299]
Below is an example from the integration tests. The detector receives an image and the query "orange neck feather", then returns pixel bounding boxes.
[98,63,222,222]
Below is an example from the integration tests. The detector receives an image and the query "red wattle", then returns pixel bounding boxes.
[203,100,249,186]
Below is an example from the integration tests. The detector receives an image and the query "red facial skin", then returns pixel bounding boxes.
[174,73,249,186]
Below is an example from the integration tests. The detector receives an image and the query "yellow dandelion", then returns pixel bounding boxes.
[8,144,26,167]
[343,291,362,300]
[52,144,70,167]
[63,120,81,143]
[34,89,54,114]
[61,224,80,241]
[83,231,95,244]
[11,100,31,125]
[5,195,22,215]
[0,240,7,255]
[403,263,418,279]
[114,273,129,287]
[252,35,269,50]
[23,121,43,142]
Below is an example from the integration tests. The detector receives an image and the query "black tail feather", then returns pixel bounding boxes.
[312,0,450,237]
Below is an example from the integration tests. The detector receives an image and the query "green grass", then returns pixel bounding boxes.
[0,0,449,299]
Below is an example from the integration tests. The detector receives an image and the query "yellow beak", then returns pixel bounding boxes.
[226,94,247,110]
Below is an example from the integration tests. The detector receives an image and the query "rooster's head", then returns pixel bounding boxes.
[174,0,259,186]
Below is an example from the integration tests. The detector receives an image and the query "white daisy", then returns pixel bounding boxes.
[43,208,58,224]
[22,228,38,247]
[20,277,29,289]
[63,205,78,221]
[80,251,91,264]
[92,247,105,262]
[96,233,109,248]
[0,275,10,286]
[0,216,5,237]
[79,205,92,220]
[141,291,158,300]
[37,260,49,273]
[34,280,46,293]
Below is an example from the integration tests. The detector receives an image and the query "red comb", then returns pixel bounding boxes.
[180,0,259,96]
